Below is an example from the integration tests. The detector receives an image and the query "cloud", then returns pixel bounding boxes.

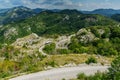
[0,0,23,8]
[0,0,119,10]
[83,0,113,10]
[21,0,83,9]
[0,0,83,10]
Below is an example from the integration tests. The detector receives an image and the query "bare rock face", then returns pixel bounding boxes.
[12,33,39,47]
[76,28,95,43]
[56,36,71,49]
[4,27,18,39]
[97,29,105,35]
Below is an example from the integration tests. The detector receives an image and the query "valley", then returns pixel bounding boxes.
[0,6,119,80]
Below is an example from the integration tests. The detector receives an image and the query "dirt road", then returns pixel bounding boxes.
[10,65,109,80]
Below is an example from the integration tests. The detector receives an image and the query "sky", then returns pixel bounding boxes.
[0,0,120,10]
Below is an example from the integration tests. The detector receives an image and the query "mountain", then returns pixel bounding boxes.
[33,8,46,13]
[33,8,61,13]
[0,7,61,24]
[0,7,120,79]
[0,6,35,24]
[51,9,61,12]
[0,24,119,79]
[0,9,117,44]
[82,9,120,16]
[0,8,9,13]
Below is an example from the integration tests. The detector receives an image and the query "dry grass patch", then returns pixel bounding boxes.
[41,54,114,66]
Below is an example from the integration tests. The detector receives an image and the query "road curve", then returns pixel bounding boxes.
[10,65,109,80]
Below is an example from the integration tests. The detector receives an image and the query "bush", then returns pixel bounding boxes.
[77,73,86,80]
[85,56,97,64]
[0,72,10,78]
[87,72,107,80]
[43,43,56,54]
[47,61,57,67]
[77,72,107,80]
[108,56,120,80]
[96,40,118,56]
[90,27,101,38]
[57,49,70,54]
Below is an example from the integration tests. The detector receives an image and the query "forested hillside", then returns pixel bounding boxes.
[0,10,117,44]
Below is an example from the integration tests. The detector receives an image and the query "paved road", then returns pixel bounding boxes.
[10,65,109,80]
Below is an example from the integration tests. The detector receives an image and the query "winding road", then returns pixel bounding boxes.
[10,65,109,80]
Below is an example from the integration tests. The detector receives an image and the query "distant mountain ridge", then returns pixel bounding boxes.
[0,6,62,24]
[82,9,120,16]
[1,6,120,24]
[0,6,36,24]
[33,8,46,13]
[0,8,9,13]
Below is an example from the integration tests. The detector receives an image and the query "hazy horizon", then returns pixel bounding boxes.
[0,0,120,11]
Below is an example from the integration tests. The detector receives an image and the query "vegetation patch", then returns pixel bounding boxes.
[85,56,97,64]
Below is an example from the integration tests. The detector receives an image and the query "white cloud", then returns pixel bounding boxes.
[20,0,83,10]
[0,0,119,10]
[4,0,10,3]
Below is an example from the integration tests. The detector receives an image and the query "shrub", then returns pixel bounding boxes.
[77,72,107,80]
[43,43,56,54]
[85,56,97,64]
[108,56,120,80]
[77,73,86,80]
[90,27,101,38]
[0,72,10,78]
[47,61,57,67]
[57,49,70,54]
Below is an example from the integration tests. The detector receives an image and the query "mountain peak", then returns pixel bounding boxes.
[11,6,32,11]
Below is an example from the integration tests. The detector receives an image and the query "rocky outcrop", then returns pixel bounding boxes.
[11,33,75,55]
[76,28,95,43]
[4,27,18,39]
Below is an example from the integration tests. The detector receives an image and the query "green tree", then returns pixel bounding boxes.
[108,56,120,80]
